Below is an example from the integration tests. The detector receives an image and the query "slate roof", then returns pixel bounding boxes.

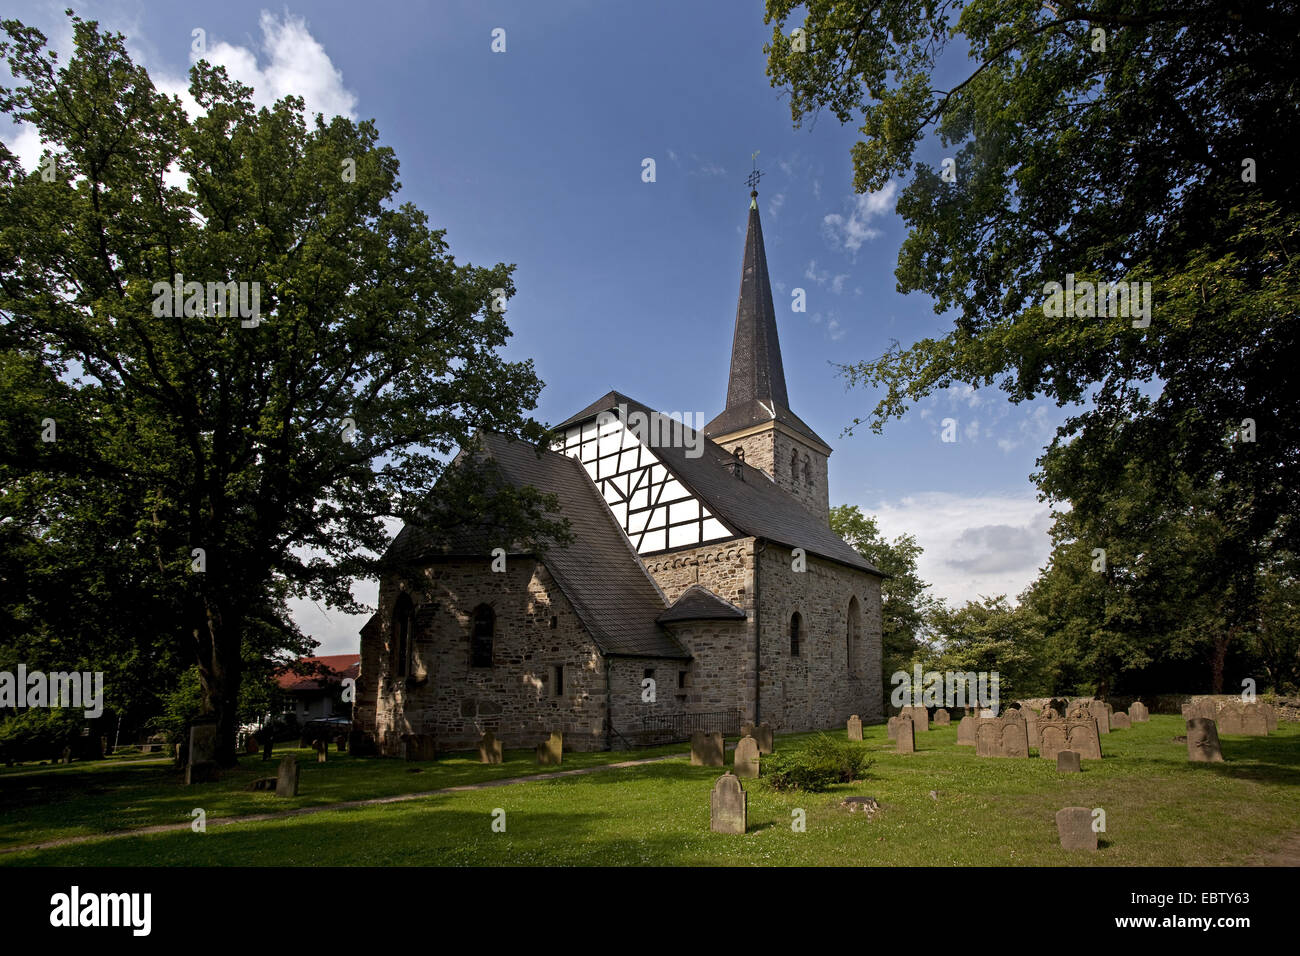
[657,585,747,623]
[555,391,883,576]
[383,432,689,660]
[704,199,829,450]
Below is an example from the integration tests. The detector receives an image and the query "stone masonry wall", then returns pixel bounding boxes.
[714,425,830,523]
[365,557,610,753]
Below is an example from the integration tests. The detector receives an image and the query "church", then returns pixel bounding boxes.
[351,187,885,755]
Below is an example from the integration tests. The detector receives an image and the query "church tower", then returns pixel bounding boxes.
[704,183,832,523]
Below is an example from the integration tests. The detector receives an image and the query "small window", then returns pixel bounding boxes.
[552,664,564,697]
[550,615,558,629]
[790,611,802,657]
[470,605,494,668]
[392,593,414,678]
[790,448,799,481]
[802,454,812,484]
[643,667,655,680]
[678,670,687,689]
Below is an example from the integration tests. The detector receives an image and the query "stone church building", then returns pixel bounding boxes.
[352,190,885,754]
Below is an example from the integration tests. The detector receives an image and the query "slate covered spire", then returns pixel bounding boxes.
[705,191,828,450]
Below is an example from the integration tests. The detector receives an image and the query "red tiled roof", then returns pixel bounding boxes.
[276,654,360,692]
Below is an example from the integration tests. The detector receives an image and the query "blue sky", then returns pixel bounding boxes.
[4,0,1069,653]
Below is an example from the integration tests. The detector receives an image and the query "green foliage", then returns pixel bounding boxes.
[0,707,84,763]
[0,13,567,761]
[761,733,873,791]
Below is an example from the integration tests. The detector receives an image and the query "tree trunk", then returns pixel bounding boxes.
[193,597,244,767]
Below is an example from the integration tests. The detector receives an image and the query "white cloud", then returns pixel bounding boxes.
[804,259,829,285]
[830,273,849,294]
[822,181,897,253]
[768,192,785,217]
[867,491,1056,606]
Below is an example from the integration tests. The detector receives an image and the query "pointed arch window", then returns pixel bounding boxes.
[790,611,802,657]
[392,593,414,679]
[802,454,813,485]
[790,448,800,482]
[470,605,495,668]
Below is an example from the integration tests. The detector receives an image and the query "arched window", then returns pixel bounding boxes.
[790,448,800,481]
[790,611,802,657]
[846,596,861,674]
[470,604,494,668]
[392,593,413,679]
[802,454,813,485]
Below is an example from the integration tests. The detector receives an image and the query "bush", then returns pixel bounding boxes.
[761,733,874,792]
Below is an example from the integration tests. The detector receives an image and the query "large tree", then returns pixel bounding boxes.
[0,15,563,763]
[766,1,1300,669]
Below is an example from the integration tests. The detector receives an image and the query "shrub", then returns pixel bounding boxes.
[761,734,874,792]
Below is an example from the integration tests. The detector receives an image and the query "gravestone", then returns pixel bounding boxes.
[1217,704,1245,735]
[903,706,929,733]
[1261,703,1278,733]
[275,755,299,797]
[956,715,977,746]
[710,772,746,834]
[934,708,951,726]
[887,716,899,740]
[751,723,774,754]
[1020,708,1040,749]
[1185,717,1223,763]
[1129,701,1149,722]
[536,731,563,766]
[336,734,347,752]
[186,720,219,784]
[846,715,863,741]
[261,738,274,761]
[247,776,277,791]
[245,736,261,755]
[477,731,503,765]
[1037,718,1102,760]
[1056,807,1097,851]
[314,739,327,763]
[690,730,724,767]
[976,715,1028,758]
[1239,704,1268,736]
[734,735,760,778]
[61,746,72,765]
[896,714,915,754]
[1111,712,1131,730]
[1088,700,1110,734]
[1057,750,1081,773]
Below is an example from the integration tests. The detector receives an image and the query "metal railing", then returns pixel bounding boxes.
[639,710,741,741]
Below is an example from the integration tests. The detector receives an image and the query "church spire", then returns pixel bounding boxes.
[704,170,827,451]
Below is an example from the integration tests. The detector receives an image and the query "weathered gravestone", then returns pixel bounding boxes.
[336,734,347,753]
[903,706,929,733]
[261,738,274,761]
[887,716,899,740]
[1239,703,1268,736]
[1056,807,1098,851]
[1129,700,1149,722]
[1217,704,1245,735]
[690,730,724,767]
[477,731,503,765]
[1057,750,1082,773]
[275,755,299,797]
[956,715,977,746]
[536,731,563,766]
[61,746,72,765]
[186,720,219,784]
[896,714,915,754]
[401,733,436,762]
[846,715,863,741]
[734,735,760,777]
[933,708,951,726]
[1185,717,1224,763]
[739,722,774,753]
[1037,718,1103,761]
[247,776,277,791]
[1111,712,1131,730]
[976,715,1028,758]
[710,772,747,834]
[1018,707,1040,749]
[245,736,261,755]
[314,739,327,763]
[1261,703,1278,733]
[1089,700,1110,734]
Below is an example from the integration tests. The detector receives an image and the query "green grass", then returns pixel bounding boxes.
[3,717,1297,866]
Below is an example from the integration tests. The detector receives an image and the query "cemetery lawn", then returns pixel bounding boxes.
[3,716,1298,866]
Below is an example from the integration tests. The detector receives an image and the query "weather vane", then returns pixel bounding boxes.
[746,150,763,194]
